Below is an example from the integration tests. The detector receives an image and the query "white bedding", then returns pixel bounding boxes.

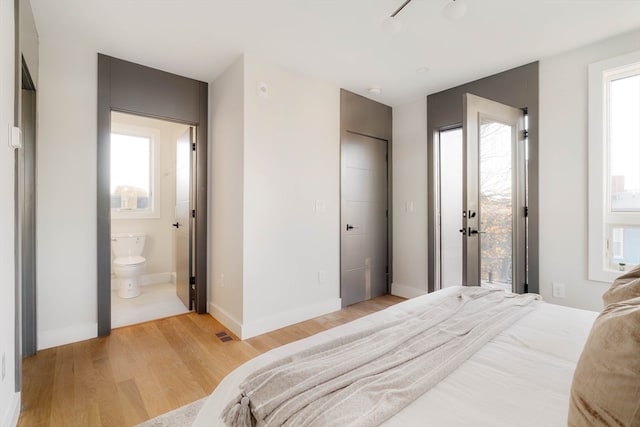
[193,287,598,426]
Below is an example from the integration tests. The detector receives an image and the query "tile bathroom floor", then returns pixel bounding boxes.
[111,282,190,328]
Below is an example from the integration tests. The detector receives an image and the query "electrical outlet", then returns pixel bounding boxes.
[318,270,326,284]
[552,282,566,298]
[1,352,5,381]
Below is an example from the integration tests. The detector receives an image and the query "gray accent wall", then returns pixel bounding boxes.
[97,54,208,336]
[427,62,539,294]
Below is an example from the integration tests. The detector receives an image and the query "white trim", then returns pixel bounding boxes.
[391,283,428,299]
[588,49,640,283]
[38,323,97,350]
[208,303,242,338]
[1,392,20,427]
[241,298,342,340]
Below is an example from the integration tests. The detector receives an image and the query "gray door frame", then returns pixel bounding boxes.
[339,89,392,305]
[19,57,37,357]
[427,62,539,293]
[97,54,208,336]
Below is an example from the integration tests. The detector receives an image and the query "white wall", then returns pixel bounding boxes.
[208,55,342,339]
[538,28,640,311]
[0,1,19,426]
[391,98,429,298]
[241,55,341,337]
[110,112,189,282]
[209,56,245,335]
[36,38,97,349]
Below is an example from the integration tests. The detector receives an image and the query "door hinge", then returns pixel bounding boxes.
[386,265,389,274]
[192,142,196,151]
[524,282,529,293]
[385,153,388,162]
[523,129,529,139]
[524,206,529,217]
[190,276,196,286]
[192,209,196,218]
[385,209,388,218]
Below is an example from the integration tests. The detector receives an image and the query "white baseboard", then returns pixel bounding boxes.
[208,303,242,338]
[209,298,343,340]
[391,283,428,299]
[111,271,175,289]
[241,298,342,340]
[1,391,20,427]
[38,323,97,350]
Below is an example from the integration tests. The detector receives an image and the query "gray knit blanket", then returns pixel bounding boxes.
[223,287,540,427]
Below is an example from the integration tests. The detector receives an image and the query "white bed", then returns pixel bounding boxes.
[193,287,598,426]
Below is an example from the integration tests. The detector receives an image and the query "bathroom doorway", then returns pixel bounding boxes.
[97,54,208,336]
[110,112,193,327]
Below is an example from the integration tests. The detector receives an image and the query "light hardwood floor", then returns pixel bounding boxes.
[18,295,404,427]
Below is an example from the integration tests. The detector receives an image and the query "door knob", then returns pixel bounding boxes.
[346,224,357,231]
[172,222,180,228]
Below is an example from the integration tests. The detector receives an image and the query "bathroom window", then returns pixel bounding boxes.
[110,122,161,219]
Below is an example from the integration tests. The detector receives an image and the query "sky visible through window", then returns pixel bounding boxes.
[110,133,151,196]
[610,73,640,211]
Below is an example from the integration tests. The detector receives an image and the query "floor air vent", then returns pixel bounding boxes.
[216,331,233,342]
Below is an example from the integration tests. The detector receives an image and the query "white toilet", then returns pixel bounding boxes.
[111,233,146,298]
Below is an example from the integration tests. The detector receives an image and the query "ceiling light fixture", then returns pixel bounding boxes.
[367,87,382,95]
[381,0,412,34]
[382,0,468,34]
[442,0,467,21]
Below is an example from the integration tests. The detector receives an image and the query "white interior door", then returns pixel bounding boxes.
[463,93,527,292]
[341,132,388,306]
[174,127,193,309]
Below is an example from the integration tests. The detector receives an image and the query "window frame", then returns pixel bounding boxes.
[588,50,640,282]
[110,121,161,220]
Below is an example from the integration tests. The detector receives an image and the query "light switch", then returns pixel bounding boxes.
[405,201,414,213]
[9,126,21,149]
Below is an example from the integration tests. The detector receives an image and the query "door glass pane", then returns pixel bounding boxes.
[439,128,463,287]
[609,74,640,212]
[479,118,512,289]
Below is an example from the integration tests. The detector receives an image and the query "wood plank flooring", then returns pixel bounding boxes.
[18,295,404,427]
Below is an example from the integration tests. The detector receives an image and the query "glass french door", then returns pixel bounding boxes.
[462,94,527,293]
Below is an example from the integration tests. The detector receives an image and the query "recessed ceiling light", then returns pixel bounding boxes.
[367,87,382,95]
[417,67,430,74]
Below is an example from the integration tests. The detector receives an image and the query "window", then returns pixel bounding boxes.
[589,50,640,281]
[110,121,160,219]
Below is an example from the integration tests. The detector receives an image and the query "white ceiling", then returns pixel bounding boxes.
[29,0,640,106]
